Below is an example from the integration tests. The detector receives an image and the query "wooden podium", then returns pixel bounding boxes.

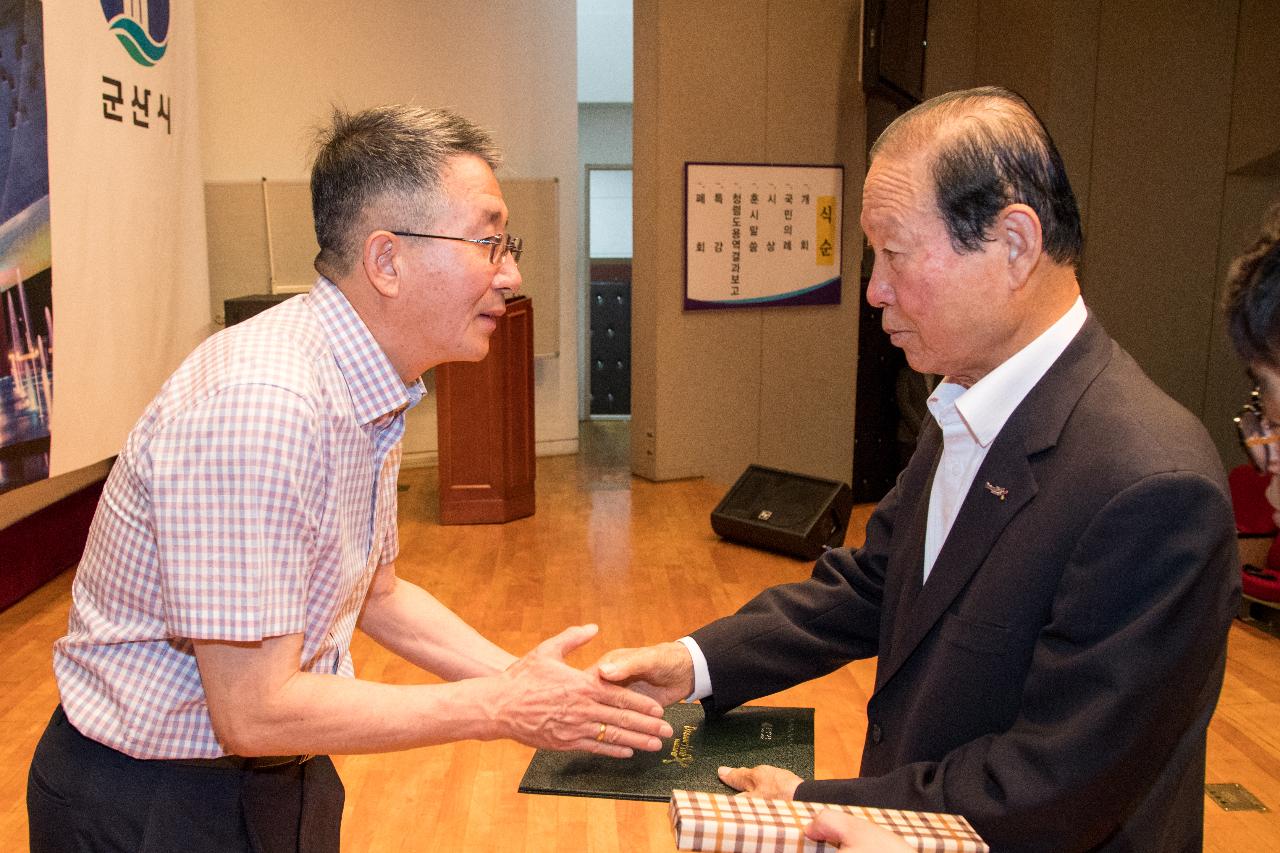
[435,295,536,524]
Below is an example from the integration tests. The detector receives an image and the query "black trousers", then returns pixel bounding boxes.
[27,706,344,853]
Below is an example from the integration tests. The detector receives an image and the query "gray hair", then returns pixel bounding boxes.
[310,105,502,277]
[872,86,1083,268]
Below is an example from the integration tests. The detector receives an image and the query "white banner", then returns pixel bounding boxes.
[44,0,207,475]
[685,162,843,310]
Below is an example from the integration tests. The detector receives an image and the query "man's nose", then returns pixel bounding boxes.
[865,265,892,307]
[496,255,522,292]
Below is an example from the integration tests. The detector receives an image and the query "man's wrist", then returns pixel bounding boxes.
[675,637,712,701]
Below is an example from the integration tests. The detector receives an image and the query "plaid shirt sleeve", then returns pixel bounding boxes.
[149,383,324,642]
[376,444,402,567]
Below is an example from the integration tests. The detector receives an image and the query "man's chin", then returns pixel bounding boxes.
[461,340,492,362]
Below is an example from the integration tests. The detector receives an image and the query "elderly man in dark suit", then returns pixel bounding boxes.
[599,86,1239,852]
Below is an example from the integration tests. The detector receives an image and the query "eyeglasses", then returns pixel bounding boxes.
[389,230,523,265]
[1235,385,1280,472]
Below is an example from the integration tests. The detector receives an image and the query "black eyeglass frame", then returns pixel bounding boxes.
[1235,384,1280,472]
[389,230,523,265]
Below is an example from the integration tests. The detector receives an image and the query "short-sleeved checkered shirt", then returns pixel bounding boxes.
[54,278,424,759]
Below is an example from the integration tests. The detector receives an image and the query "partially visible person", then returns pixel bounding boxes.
[598,87,1239,852]
[1225,202,1280,479]
[805,810,913,853]
[27,105,670,853]
[1224,202,1280,601]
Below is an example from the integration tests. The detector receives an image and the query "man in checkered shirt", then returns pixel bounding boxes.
[26,105,672,853]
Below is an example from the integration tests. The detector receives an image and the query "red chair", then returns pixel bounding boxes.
[1228,464,1280,609]
[1250,540,1280,604]
[1229,464,1276,535]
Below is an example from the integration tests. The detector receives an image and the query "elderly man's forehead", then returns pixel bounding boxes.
[863,149,933,217]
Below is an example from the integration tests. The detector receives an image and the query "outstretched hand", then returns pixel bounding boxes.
[594,641,696,708]
[493,624,673,758]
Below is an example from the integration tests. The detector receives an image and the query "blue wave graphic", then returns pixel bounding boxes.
[108,15,167,67]
[700,276,841,305]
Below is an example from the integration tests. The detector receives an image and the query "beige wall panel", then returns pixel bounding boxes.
[755,301,855,483]
[650,1,770,484]
[1079,1,1236,414]
[756,1,862,483]
[636,0,868,486]
[492,178,561,358]
[631,0,661,479]
[203,182,271,324]
[976,0,1053,107]
[1204,175,1280,465]
[975,0,1100,232]
[1044,0,1100,229]
[657,313,764,486]
[261,181,321,293]
[1227,0,1280,173]
[925,1,1099,225]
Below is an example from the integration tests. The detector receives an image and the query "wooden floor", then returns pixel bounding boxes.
[2,420,1279,851]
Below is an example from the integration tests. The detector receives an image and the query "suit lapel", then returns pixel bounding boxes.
[876,435,1038,688]
[879,423,940,667]
[873,313,1115,692]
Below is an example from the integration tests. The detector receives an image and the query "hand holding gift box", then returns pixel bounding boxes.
[668,790,988,853]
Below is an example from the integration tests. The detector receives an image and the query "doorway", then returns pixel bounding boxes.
[585,165,632,417]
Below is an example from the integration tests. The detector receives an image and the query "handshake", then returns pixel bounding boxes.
[485,625,695,758]
[489,625,805,801]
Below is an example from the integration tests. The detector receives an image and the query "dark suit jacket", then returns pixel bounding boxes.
[691,315,1240,852]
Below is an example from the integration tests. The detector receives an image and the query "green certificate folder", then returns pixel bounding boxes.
[517,703,814,803]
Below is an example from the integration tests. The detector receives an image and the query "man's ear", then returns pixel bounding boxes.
[998,204,1042,288]
[363,231,401,298]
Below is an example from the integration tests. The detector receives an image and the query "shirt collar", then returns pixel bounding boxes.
[937,296,1087,448]
[306,277,425,426]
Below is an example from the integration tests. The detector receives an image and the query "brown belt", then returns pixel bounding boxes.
[167,753,315,770]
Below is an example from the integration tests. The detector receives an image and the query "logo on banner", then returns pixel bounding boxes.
[100,1,170,67]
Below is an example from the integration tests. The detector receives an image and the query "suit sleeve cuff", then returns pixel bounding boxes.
[794,778,862,806]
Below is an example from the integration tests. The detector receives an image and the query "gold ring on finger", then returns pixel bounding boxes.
[595,722,607,742]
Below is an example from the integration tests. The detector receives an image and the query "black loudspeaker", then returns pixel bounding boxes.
[711,465,854,560]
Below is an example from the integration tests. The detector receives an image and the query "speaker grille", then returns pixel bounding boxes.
[711,465,854,560]
[718,469,839,530]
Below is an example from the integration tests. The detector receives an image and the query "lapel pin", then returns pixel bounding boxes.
[984,481,1008,501]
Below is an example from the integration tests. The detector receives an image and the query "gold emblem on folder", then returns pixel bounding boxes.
[662,724,698,768]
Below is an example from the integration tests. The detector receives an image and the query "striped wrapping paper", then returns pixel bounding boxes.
[669,789,988,853]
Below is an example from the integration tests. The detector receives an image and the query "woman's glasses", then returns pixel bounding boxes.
[1235,385,1280,472]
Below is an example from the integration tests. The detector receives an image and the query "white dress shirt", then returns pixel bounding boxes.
[923,297,1087,579]
[681,296,1089,700]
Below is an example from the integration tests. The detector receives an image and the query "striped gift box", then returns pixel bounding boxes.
[668,789,988,852]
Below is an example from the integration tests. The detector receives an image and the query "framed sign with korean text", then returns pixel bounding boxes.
[684,162,842,310]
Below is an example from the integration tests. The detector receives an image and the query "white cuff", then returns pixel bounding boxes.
[676,636,712,701]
